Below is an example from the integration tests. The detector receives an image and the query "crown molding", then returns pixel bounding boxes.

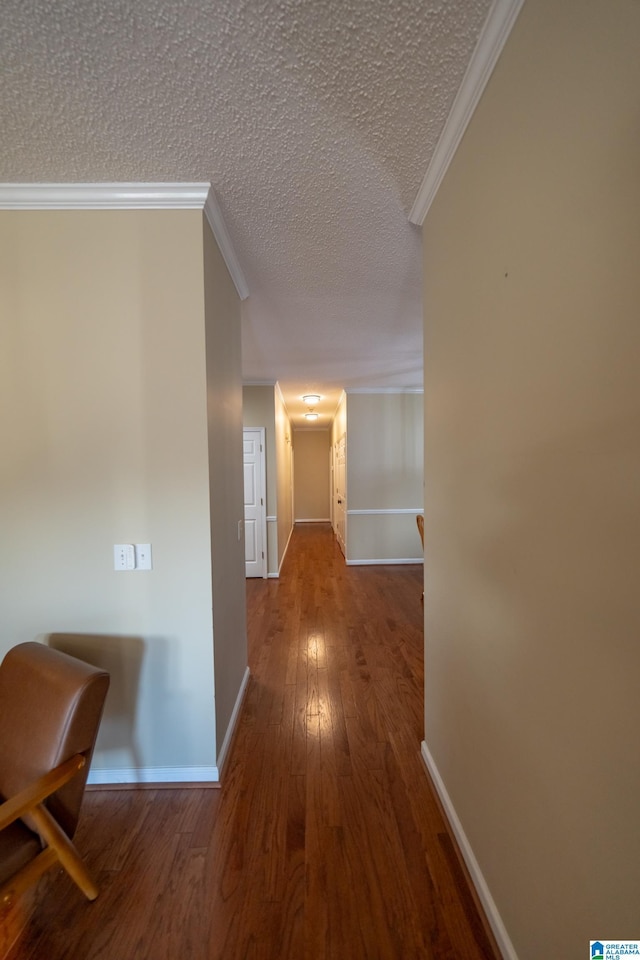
[0,181,249,300]
[408,0,525,226]
[275,381,287,409]
[203,187,249,300]
[0,181,211,209]
[346,387,423,395]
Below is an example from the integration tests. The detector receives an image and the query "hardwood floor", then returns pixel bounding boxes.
[4,523,499,960]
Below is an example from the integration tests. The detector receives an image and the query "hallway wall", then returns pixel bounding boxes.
[243,384,279,576]
[274,386,294,572]
[421,0,640,955]
[293,429,330,521]
[203,218,247,763]
[0,208,245,781]
[346,392,423,564]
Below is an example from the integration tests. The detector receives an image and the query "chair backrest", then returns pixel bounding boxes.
[0,642,109,838]
[416,514,424,548]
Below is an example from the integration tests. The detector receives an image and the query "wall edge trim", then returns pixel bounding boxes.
[408,0,525,225]
[420,740,519,960]
[347,508,423,516]
[278,524,294,575]
[216,666,251,776]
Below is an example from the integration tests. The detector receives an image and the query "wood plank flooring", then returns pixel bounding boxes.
[4,522,499,960]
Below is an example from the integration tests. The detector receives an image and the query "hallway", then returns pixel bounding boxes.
[5,523,498,960]
[236,522,497,958]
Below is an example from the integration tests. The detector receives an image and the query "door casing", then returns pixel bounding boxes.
[243,428,267,578]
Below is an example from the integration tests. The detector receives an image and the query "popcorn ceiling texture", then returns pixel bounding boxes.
[0,0,492,404]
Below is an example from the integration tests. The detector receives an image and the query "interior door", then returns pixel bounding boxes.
[335,434,346,557]
[243,428,267,578]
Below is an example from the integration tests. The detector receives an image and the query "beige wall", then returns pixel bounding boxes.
[203,219,247,762]
[243,386,277,516]
[422,0,640,955]
[330,392,347,543]
[0,208,245,781]
[274,387,294,571]
[331,391,347,448]
[293,429,330,520]
[243,384,278,576]
[242,383,296,575]
[346,392,423,563]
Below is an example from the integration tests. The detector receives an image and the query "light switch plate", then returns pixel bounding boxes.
[135,543,152,570]
[114,544,135,570]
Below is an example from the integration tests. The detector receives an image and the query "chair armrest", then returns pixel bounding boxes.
[0,754,86,831]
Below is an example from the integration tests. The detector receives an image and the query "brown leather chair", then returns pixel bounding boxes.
[0,642,110,911]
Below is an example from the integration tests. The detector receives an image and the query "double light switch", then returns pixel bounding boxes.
[114,544,152,571]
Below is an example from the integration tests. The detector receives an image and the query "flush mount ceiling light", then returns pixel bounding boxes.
[305,413,319,421]
[302,394,321,406]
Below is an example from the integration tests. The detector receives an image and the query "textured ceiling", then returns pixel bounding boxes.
[0,0,493,425]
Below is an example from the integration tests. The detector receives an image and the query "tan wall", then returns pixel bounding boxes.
[422,0,640,955]
[243,384,278,575]
[243,386,277,516]
[0,209,219,777]
[331,391,347,448]
[293,429,331,520]
[274,387,294,571]
[346,392,423,563]
[330,392,347,543]
[203,219,247,761]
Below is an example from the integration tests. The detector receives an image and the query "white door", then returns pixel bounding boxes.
[335,434,346,557]
[243,428,267,578]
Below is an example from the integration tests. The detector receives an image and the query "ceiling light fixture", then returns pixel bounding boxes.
[305,413,319,421]
[302,394,321,406]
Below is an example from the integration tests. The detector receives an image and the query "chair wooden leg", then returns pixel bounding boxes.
[30,806,99,901]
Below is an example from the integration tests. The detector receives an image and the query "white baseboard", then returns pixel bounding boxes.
[278,524,294,575]
[420,741,518,960]
[216,666,251,775]
[88,666,252,786]
[346,557,424,566]
[88,764,220,785]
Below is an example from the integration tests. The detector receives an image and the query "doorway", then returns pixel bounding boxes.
[243,428,267,578]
